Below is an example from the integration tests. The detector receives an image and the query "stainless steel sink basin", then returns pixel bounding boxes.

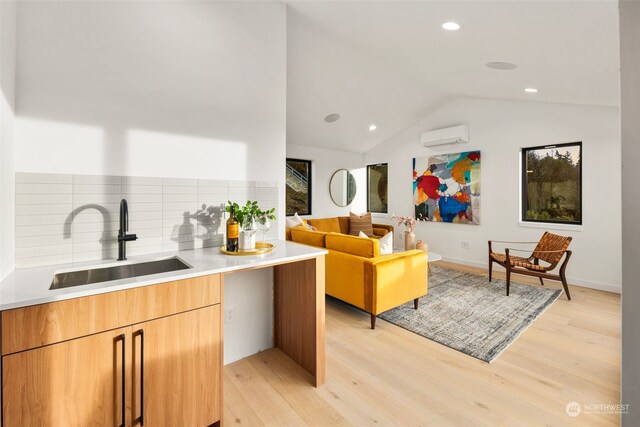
[50,256,192,290]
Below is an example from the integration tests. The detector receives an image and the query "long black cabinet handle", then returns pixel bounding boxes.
[117,333,126,427]
[134,329,145,426]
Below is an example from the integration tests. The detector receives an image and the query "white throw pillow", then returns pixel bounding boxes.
[378,231,393,255]
[359,230,393,255]
[285,212,305,228]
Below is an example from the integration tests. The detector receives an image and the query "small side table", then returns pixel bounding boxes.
[427,252,442,275]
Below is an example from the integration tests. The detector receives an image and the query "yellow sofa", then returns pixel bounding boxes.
[287,223,428,329]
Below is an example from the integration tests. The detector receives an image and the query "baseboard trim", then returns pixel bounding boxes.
[439,255,621,294]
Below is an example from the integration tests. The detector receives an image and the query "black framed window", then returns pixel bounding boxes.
[522,142,582,225]
[286,158,312,216]
[367,163,388,213]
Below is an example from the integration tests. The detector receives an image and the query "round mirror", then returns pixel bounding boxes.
[329,169,357,207]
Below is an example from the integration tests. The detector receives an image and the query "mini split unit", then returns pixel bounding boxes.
[421,124,470,148]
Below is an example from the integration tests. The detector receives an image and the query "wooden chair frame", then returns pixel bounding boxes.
[488,239,572,300]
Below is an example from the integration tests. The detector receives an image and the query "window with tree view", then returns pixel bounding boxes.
[286,158,312,216]
[522,142,582,224]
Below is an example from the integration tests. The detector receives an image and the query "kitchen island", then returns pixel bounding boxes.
[0,241,326,426]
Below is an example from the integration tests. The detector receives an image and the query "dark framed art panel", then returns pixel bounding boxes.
[286,158,312,216]
[367,163,388,214]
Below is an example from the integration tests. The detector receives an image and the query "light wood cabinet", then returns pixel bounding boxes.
[135,306,221,426]
[3,326,132,427]
[1,275,222,427]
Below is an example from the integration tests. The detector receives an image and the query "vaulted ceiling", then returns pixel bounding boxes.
[286,0,620,153]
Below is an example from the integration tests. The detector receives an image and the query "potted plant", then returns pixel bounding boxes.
[225,201,276,250]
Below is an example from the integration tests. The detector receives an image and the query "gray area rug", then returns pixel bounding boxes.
[378,265,561,362]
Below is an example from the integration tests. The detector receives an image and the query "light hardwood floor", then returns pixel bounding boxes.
[223,262,621,426]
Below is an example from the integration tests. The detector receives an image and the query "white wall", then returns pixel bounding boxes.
[365,98,621,292]
[287,143,366,218]
[0,0,16,282]
[620,1,640,423]
[13,0,287,364]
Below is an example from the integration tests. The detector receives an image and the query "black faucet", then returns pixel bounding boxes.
[117,199,138,261]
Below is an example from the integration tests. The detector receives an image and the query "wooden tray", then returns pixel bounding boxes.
[220,242,274,256]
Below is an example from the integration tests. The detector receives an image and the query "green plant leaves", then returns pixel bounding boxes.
[225,200,276,225]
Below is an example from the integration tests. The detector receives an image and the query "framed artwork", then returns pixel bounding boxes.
[367,163,388,213]
[286,158,312,216]
[413,151,481,224]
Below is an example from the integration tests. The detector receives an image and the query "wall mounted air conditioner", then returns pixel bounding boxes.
[421,124,469,148]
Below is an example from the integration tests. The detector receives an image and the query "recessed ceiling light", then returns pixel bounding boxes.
[524,88,539,93]
[442,22,461,31]
[369,124,377,131]
[486,61,517,70]
[324,113,341,123]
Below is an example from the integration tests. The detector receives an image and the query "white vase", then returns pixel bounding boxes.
[238,230,256,251]
[404,231,416,251]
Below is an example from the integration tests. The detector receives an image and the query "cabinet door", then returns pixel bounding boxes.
[133,305,221,426]
[2,327,132,427]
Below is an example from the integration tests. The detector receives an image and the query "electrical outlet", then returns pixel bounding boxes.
[224,307,234,323]
[461,240,471,249]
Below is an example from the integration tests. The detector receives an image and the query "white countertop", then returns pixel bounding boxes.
[0,241,327,311]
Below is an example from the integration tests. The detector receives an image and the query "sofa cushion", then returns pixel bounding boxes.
[285,213,305,228]
[337,216,351,234]
[326,232,380,258]
[349,212,374,236]
[359,230,393,255]
[372,227,390,237]
[308,217,341,233]
[290,227,327,247]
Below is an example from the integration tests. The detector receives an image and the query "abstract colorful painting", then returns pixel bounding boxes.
[413,151,481,224]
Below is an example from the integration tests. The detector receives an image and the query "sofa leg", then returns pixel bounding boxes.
[414,298,419,309]
[506,268,511,296]
[539,277,545,286]
[370,314,376,330]
[488,259,493,282]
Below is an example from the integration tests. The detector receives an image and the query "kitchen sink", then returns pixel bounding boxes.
[49,256,193,290]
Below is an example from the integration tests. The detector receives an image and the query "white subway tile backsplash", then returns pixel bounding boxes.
[16,224,67,237]
[163,177,197,187]
[16,172,72,184]
[69,211,117,224]
[74,193,122,205]
[73,184,121,194]
[122,176,162,186]
[129,219,163,231]
[163,186,197,196]
[16,234,69,248]
[72,221,119,234]
[15,172,278,269]
[255,180,279,188]
[16,204,73,215]
[16,193,73,205]
[74,174,121,185]
[128,210,162,222]
[198,179,228,187]
[229,180,255,188]
[120,194,163,204]
[163,193,198,203]
[16,214,70,226]
[128,203,163,213]
[16,183,72,194]
[72,232,117,244]
[122,185,163,195]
